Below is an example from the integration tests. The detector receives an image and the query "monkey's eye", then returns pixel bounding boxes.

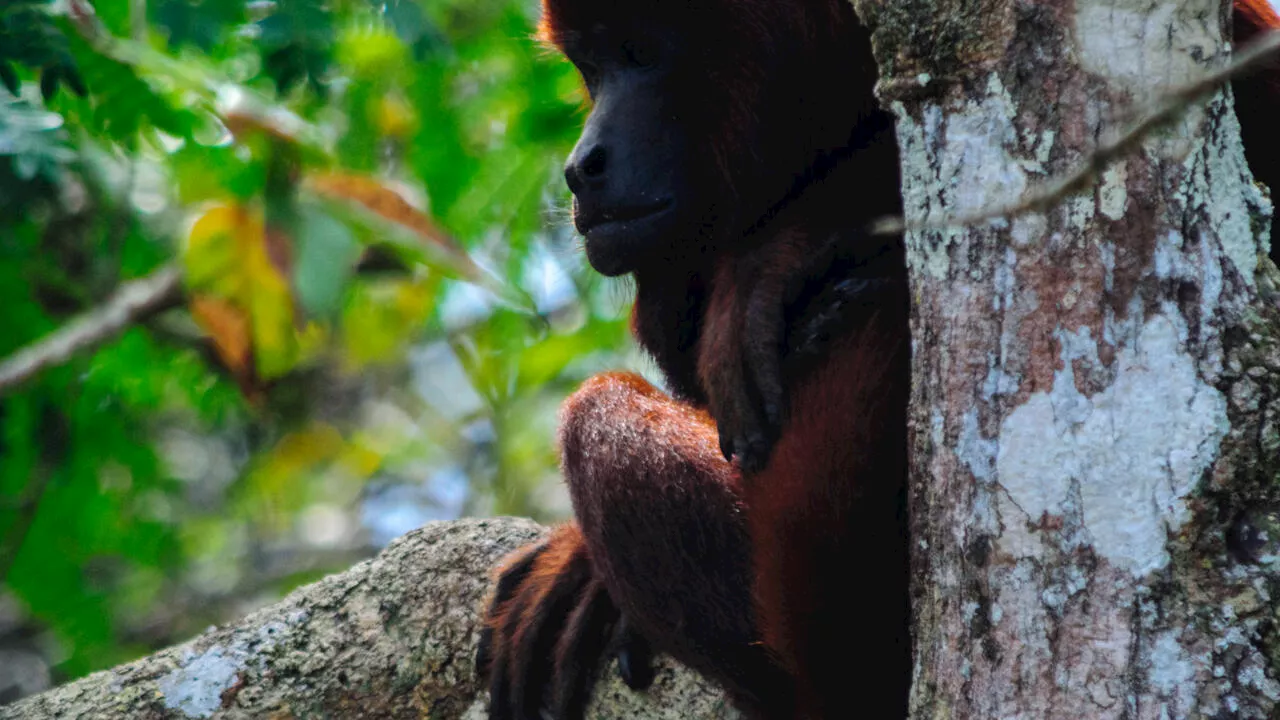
[622,38,658,68]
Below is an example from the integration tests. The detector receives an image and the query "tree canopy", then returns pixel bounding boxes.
[0,0,625,699]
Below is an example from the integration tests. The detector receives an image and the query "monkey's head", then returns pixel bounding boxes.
[540,0,881,277]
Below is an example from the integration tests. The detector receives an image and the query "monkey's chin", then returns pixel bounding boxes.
[579,206,675,277]
[582,230,643,277]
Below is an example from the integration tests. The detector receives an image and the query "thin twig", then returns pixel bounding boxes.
[873,30,1280,236]
[0,265,183,395]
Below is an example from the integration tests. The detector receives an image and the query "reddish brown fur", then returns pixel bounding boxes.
[1236,0,1280,244]
[478,2,1280,719]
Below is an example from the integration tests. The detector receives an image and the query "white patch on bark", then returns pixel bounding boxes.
[944,76,1028,219]
[958,408,997,482]
[157,646,244,717]
[156,615,300,717]
[994,314,1228,576]
[1073,0,1216,96]
[1149,631,1198,704]
[1099,163,1128,220]
[894,74,1026,281]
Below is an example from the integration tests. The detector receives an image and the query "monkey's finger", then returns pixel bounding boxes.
[486,641,515,720]
[749,358,786,435]
[508,548,593,719]
[552,580,619,720]
[718,425,737,465]
[733,405,777,474]
[477,541,551,680]
[475,626,495,680]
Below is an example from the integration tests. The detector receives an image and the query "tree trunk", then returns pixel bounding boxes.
[858,0,1280,714]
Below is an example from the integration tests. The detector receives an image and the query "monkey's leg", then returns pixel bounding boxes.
[480,371,792,720]
[558,372,793,717]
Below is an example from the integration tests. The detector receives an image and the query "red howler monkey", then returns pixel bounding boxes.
[477,0,1280,718]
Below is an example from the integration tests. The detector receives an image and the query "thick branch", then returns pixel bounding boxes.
[0,264,183,395]
[0,518,734,719]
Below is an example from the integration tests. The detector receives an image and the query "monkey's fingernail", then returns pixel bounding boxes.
[616,647,655,690]
[718,433,735,462]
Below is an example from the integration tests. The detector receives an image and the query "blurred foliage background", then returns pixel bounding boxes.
[0,0,641,702]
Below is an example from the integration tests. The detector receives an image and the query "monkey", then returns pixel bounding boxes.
[476,0,1280,718]
[477,0,905,717]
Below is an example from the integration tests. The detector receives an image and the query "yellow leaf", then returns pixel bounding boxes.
[184,202,309,382]
[340,276,437,370]
[375,94,417,139]
[336,436,384,479]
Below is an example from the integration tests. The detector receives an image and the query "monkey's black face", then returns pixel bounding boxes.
[560,24,711,277]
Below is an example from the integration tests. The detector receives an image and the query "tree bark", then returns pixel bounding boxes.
[0,519,735,719]
[857,0,1280,715]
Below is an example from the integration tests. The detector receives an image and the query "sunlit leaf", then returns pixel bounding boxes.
[183,203,317,381]
[239,422,343,528]
[334,436,384,479]
[339,276,436,369]
[305,172,534,311]
[336,23,408,82]
[375,93,418,139]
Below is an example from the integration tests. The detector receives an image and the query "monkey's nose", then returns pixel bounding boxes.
[564,144,607,194]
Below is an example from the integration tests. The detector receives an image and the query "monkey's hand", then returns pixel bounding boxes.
[476,525,655,720]
[697,294,775,474]
[702,231,904,475]
[695,253,790,474]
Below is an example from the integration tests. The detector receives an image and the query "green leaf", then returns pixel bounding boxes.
[293,205,360,319]
[151,0,246,51]
[0,3,79,91]
[54,29,196,142]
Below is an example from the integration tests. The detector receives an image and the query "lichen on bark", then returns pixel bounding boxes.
[866,0,1280,712]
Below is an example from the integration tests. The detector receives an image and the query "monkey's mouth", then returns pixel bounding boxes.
[574,198,673,237]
